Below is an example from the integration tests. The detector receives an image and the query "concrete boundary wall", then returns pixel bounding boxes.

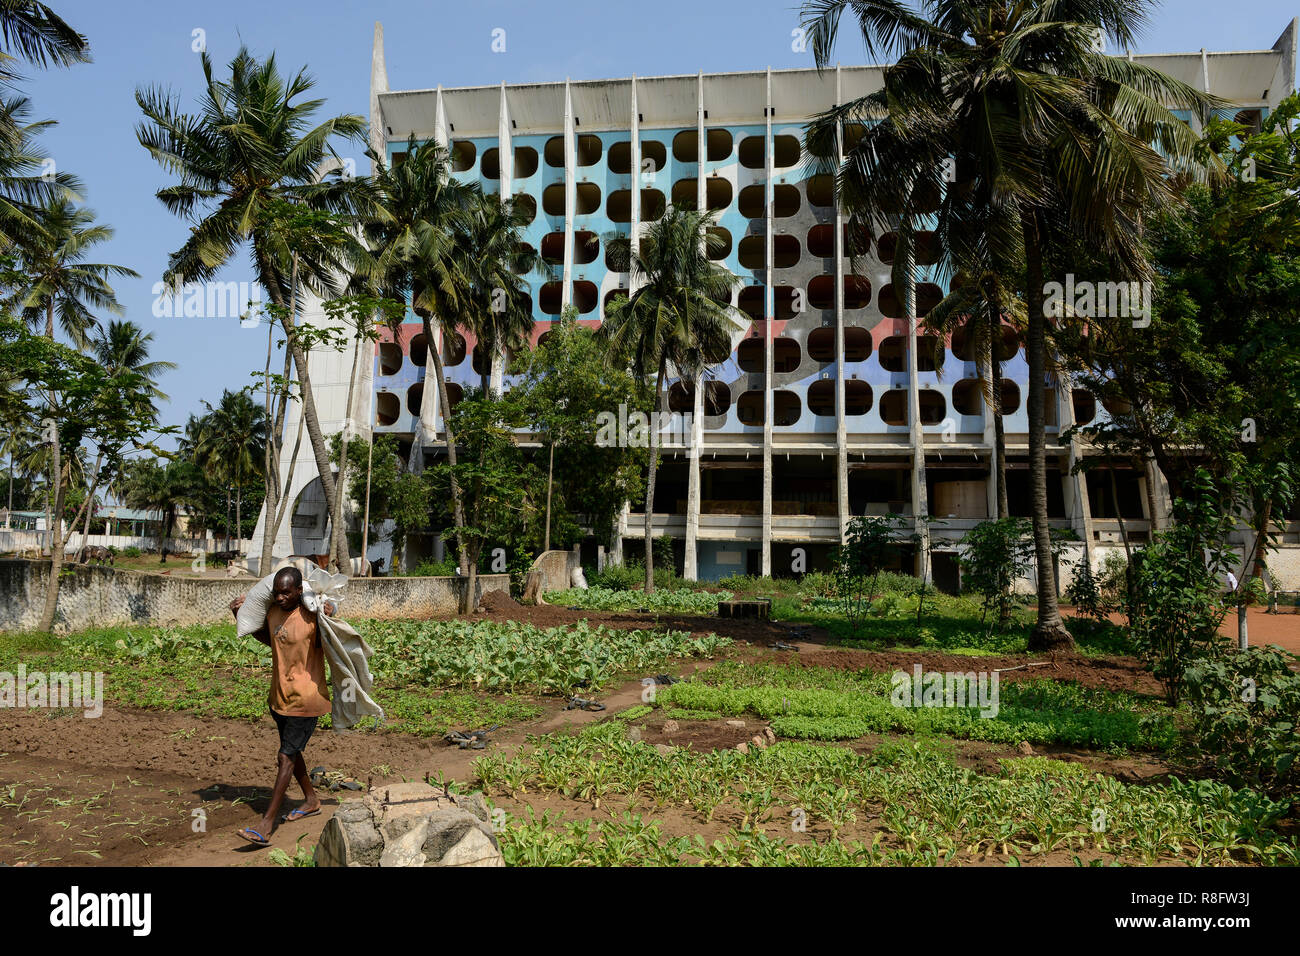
[0,560,510,633]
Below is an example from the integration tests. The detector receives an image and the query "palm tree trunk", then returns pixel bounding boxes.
[255,250,338,554]
[36,436,63,632]
[987,302,1009,518]
[235,458,242,555]
[75,451,103,562]
[329,330,363,573]
[1024,213,1073,651]
[643,359,666,594]
[361,428,373,573]
[544,439,555,552]
[6,448,13,529]
[260,298,298,572]
[421,308,468,576]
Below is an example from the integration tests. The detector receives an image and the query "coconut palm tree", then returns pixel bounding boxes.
[191,389,268,552]
[70,319,177,560]
[8,196,134,346]
[458,194,539,396]
[0,95,80,249]
[601,205,744,592]
[136,46,367,569]
[354,136,479,575]
[801,0,1218,649]
[0,1,88,77]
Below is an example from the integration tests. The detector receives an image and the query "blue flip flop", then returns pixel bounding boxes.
[237,827,270,846]
[281,806,321,823]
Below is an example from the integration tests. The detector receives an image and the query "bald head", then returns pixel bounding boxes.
[272,566,303,612]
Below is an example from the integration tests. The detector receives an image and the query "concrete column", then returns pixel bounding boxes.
[982,349,998,519]
[561,80,575,311]
[905,233,931,582]
[761,67,773,577]
[489,81,513,397]
[613,78,640,565]
[833,67,849,541]
[684,73,706,580]
[1059,370,1095,561]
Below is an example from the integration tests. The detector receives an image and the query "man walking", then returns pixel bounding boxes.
[229,566,333,847]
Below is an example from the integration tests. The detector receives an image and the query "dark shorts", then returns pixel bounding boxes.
[270,709,318,756]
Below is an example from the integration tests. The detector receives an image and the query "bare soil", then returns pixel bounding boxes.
[0,605,1174,866]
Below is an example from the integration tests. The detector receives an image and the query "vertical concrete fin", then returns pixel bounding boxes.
[368,21,389,160]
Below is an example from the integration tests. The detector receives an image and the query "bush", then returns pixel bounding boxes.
[589,562,642,591]
[122,546,143,558]
[1065,559,1108,621]
[408,556,460,577]
[958,517,1034,630]
[1183,648,1300,798]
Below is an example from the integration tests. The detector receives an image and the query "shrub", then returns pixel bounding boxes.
[1065,559,1108,621]
[409,556,460,577]
[958,517,1034,630]
[590,562,642,591]
[122,546,143,558]
[1183,648,1300,798]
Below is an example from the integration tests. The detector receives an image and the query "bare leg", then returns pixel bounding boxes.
[291,752,321,813]
[257,753,296,837]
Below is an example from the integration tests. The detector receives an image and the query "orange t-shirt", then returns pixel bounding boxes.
[266,604,331,718]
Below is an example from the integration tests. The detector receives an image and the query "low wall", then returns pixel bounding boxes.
[0,560,510,633]
[529,549,581,593]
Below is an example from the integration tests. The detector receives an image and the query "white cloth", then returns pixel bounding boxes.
[235,565,384,732]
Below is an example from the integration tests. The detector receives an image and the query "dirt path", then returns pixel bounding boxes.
[0,665,705,867]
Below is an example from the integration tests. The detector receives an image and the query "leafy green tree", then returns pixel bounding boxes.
[1130,470,1237,706]
[0,317,163,629]
[959,517,1034,630]
[514,309,647,552]
[427,390,538,612]
[832,514,909,635]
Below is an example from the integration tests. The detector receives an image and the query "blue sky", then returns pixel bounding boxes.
[25,0,1300,445]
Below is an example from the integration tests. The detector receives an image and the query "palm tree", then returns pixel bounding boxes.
[0,1,88,76]
[136,47,367,570]
[10,196,136,346]
[355,136,479,576]
[601,205,744,592]
[191,389,268,553]
[124,457,198,563]
[70,320,177,561]
[458,193,540,396]
[801,0,1217,650]
[0,94,80,249]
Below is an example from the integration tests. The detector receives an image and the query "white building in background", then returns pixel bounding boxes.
[251,19,1300,590]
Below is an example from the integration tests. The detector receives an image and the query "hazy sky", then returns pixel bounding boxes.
[25,0,1300,446]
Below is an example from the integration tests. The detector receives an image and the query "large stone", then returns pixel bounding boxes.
[314,784,503,867]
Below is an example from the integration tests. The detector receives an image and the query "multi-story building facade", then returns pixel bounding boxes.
[253,19,1300,589]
